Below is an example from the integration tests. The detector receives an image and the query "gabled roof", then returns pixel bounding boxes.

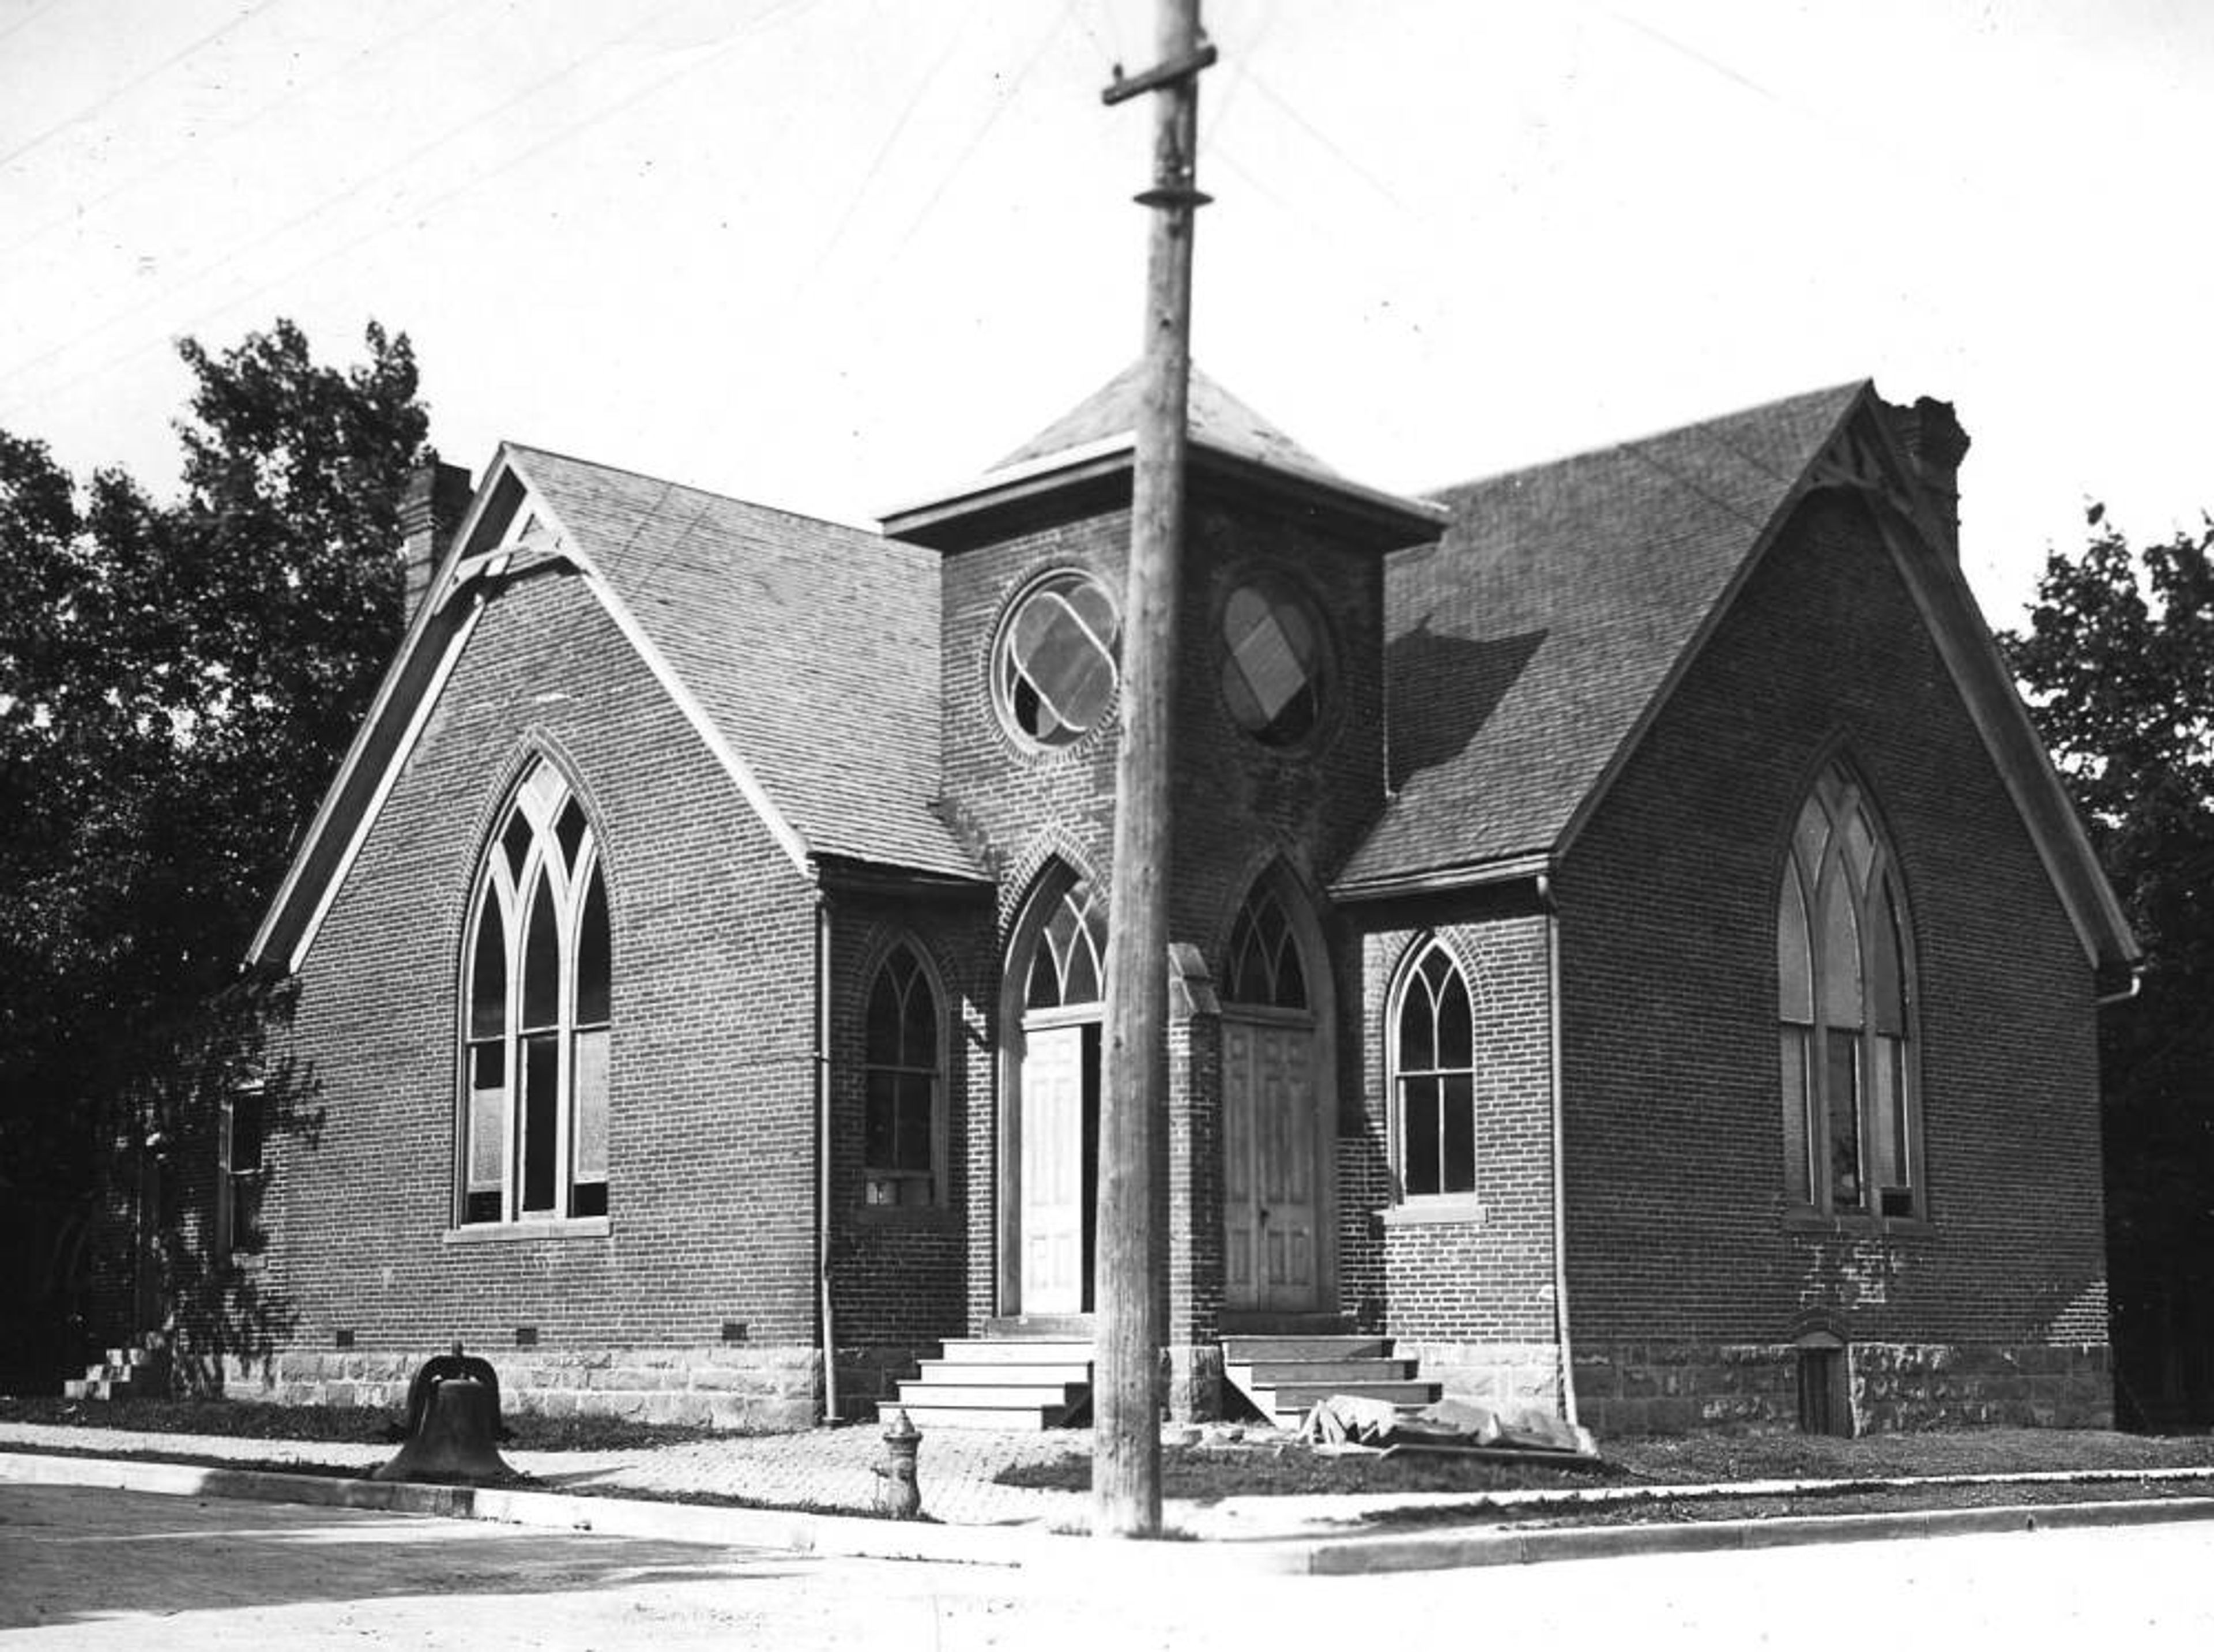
[1336,382,2138,976]
[507,447,973,879]
[1342,382,1865,889]
[249,444,978,972]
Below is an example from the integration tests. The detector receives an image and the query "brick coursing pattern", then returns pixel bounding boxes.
[1554,491,2111,1427]
[250,566,823,1419]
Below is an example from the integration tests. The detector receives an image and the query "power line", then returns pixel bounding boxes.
[0,0,488,267]
[0,0,710,388]
[12,0,828,419]
[0,0,289,175]
[0,0,69,53]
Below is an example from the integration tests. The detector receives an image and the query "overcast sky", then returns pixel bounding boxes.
[2,0,2208,629]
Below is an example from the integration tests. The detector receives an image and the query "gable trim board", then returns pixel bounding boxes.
[248,446,819,975]
[1332,385,2138,981]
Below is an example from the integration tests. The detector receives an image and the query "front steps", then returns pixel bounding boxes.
[879,1331,1444,1432]
[1222,1334,1440,1428]
[63,1334,171,1402]
[879,1337,1093,1430]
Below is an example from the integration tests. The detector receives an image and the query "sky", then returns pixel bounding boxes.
[1,0,2208,631]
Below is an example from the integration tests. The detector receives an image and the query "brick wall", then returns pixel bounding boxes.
[1558,489,2110,1428]
[249,565,824,1421]
[1343,910,1560,1355]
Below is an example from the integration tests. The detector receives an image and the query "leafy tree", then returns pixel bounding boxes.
[2004,507,2214,1425]
[0,321,430,1386]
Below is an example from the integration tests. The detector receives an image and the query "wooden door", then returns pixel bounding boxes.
[1223,1019,1320,1312]
[1019,1023,1087,1314]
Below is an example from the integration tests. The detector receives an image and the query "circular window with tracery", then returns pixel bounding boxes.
[1220,578,1326,746]
[993,570,1121,749]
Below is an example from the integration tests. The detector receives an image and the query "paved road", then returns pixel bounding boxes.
[5,1483,2212,1649]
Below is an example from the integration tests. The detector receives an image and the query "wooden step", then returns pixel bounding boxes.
[914,1359,1092,1384]
[895,1380,1088,1410]
[932,1338,1093,1365]
[1261,1379,1441,1410]
[880,1401,1073,1431]
[1221,1335,1392,1361]
[1230,1358,1416,1384]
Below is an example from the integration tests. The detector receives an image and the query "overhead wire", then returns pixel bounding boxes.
[12,0,830,420]
[0,0,290,175]
[0,0,69,53]
[0,0,489,266]
[0,0,716,389]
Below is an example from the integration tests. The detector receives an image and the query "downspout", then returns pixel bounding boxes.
[814,890,838,1424]
[1537,871,1579,1429]
[2095,969,2143,1009]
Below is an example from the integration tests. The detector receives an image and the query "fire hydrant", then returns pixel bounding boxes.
[873,1408,922,1519]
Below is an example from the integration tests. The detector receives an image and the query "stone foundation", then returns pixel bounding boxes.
[1572,1340,2113,1437]
[224,1344,822,1432]
[831,1343,936,1423]
[1401,1340,1567,1415]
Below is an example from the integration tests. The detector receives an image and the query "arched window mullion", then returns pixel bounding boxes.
[1390,938,1477,1203]
[864,938,945,1209]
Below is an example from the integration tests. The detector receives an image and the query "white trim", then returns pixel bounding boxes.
[285,599,487,973]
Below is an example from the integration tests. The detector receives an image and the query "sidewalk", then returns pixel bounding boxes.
[9,1417,2214,1574]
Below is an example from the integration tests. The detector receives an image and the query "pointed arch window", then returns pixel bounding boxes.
[462,760,610,1225]
[1025,879,1108,1011]
[1779,763,1918,1220]
[865,942,945,1207]
[1225,885,1309,1011]
[1390,939,1477,1201]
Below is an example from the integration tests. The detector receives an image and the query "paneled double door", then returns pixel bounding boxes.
[1014,1015,1326,1317]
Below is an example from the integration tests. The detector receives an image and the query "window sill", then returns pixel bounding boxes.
[225,1251,268,1275]
[850,1205,960,1232]
[1783,1210,1933,1239]
[1381,1199,1486,1228]
[443,1217,611,1245]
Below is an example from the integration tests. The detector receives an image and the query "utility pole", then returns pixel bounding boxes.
[1095,0,1212,1540]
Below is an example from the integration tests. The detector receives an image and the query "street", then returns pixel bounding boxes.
[3,1483,2211,1649]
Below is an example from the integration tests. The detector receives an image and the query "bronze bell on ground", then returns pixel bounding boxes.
[372,1345,514,1485]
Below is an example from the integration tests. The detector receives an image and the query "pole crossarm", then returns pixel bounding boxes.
[1100,43,1217,106]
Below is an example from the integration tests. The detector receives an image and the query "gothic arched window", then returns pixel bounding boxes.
[1779,763,1918,1218]
[864,942,944,1207]
[462,759,609,1224]
[1390,938,1477,1201]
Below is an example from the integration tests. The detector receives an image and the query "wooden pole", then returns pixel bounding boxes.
[1094,0,1208,1540]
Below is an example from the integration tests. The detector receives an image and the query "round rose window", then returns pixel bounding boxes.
[1221,579,1324,745]
[993,570,1120,748]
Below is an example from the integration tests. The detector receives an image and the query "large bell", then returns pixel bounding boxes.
[372,1349,514,1485]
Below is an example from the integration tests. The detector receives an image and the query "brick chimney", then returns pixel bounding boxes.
[399,457,474,622]
[1885,397,1970,558]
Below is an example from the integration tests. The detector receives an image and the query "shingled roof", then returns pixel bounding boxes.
[1339,382,1867,889]
[506,447,974,879]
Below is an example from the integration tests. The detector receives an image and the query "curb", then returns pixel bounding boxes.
[8,1448,2214,1578]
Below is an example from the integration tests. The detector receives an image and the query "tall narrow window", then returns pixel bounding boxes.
[864,942,943,1207]
[1779,763,1918,1219]
[460,760,611,1224]
[1391,939,1477,1200]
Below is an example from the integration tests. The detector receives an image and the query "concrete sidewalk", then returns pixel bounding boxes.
[9,1418,2214,1574]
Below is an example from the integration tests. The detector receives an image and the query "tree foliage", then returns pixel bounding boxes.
[0,321,428,1378]
[2003,508,2214,1421]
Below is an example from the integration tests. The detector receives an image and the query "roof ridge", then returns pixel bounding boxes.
[1421,379,1872,503]
[503,441,887,545]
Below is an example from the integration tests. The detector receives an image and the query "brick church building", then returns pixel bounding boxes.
[223,367,2138,1436]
